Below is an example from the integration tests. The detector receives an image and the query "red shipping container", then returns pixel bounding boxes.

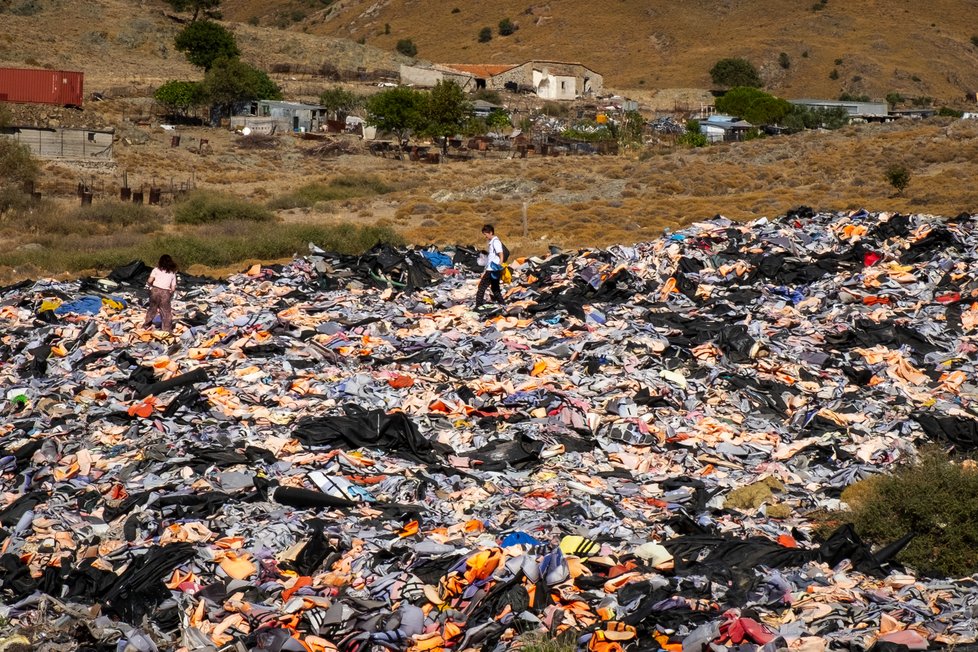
[0,67,84,107]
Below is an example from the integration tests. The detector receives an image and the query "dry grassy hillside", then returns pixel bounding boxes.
[0,0,405,90]
[223,0,978,103]
[4,113,975,284]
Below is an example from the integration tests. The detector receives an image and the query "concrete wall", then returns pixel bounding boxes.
[400,64,444,88]
[400,64,474,90]
[1,127,113,159]
[229,116,285,134]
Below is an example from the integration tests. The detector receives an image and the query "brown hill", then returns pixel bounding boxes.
[0,0,406,91]
[222,0,978,103]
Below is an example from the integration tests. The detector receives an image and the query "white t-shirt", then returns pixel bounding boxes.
[486,236,504,270]
[149,268,176,291]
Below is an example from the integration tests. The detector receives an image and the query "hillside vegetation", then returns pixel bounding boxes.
[222,0,978,103]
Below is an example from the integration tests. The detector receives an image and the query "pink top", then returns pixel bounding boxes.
[149,267,176,291]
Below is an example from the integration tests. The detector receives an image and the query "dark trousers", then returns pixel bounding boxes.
[142,287,174,331]
[476,271,504,306]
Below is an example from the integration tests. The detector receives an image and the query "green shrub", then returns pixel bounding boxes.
[0,139,38,187]
[268,176,393,210]
[709,57,762,88]
[778,52,790,69]
[175,190,274,223]
[9,0,43,16]
[70,202,156,228]
[478,27,492,43]
[18,202,161,237]
[829,68,839,80]
[676,119,708,147]
[498,18,516,36]
[938,106,964,118]
[395,38,417,57]
[885,164,911,194]
[154,80,207,117]
[0,186,36,215]
[842,449,978,577]
[561,121,612,142]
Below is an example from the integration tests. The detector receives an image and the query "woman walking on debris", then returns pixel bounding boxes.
[476,223,506,308]
[141,254,178,332]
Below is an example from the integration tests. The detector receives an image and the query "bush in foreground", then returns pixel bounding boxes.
[841,448,978,577]
[175,190,274,224]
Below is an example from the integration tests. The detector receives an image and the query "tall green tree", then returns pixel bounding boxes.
[175,20,240,70]
[715,87,793,124]
[154,80,207,118]
[204,56,282,117]
[318,87,362,121]
[780,105,849,132]
[366,87,427,142]
[423,80,470,146]
[166,0,222,22]
[710,57,762,88]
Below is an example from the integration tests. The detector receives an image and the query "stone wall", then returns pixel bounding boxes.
[488,62,603,98]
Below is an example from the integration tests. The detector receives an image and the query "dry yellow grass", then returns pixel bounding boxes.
[29,115,978,270]
[222,0,978,103]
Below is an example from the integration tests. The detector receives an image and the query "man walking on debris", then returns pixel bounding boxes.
[475,223,506,308]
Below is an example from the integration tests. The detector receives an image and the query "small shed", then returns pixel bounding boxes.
[231,100,329,134]
[699,115,753,143]
[1,126,113,159]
